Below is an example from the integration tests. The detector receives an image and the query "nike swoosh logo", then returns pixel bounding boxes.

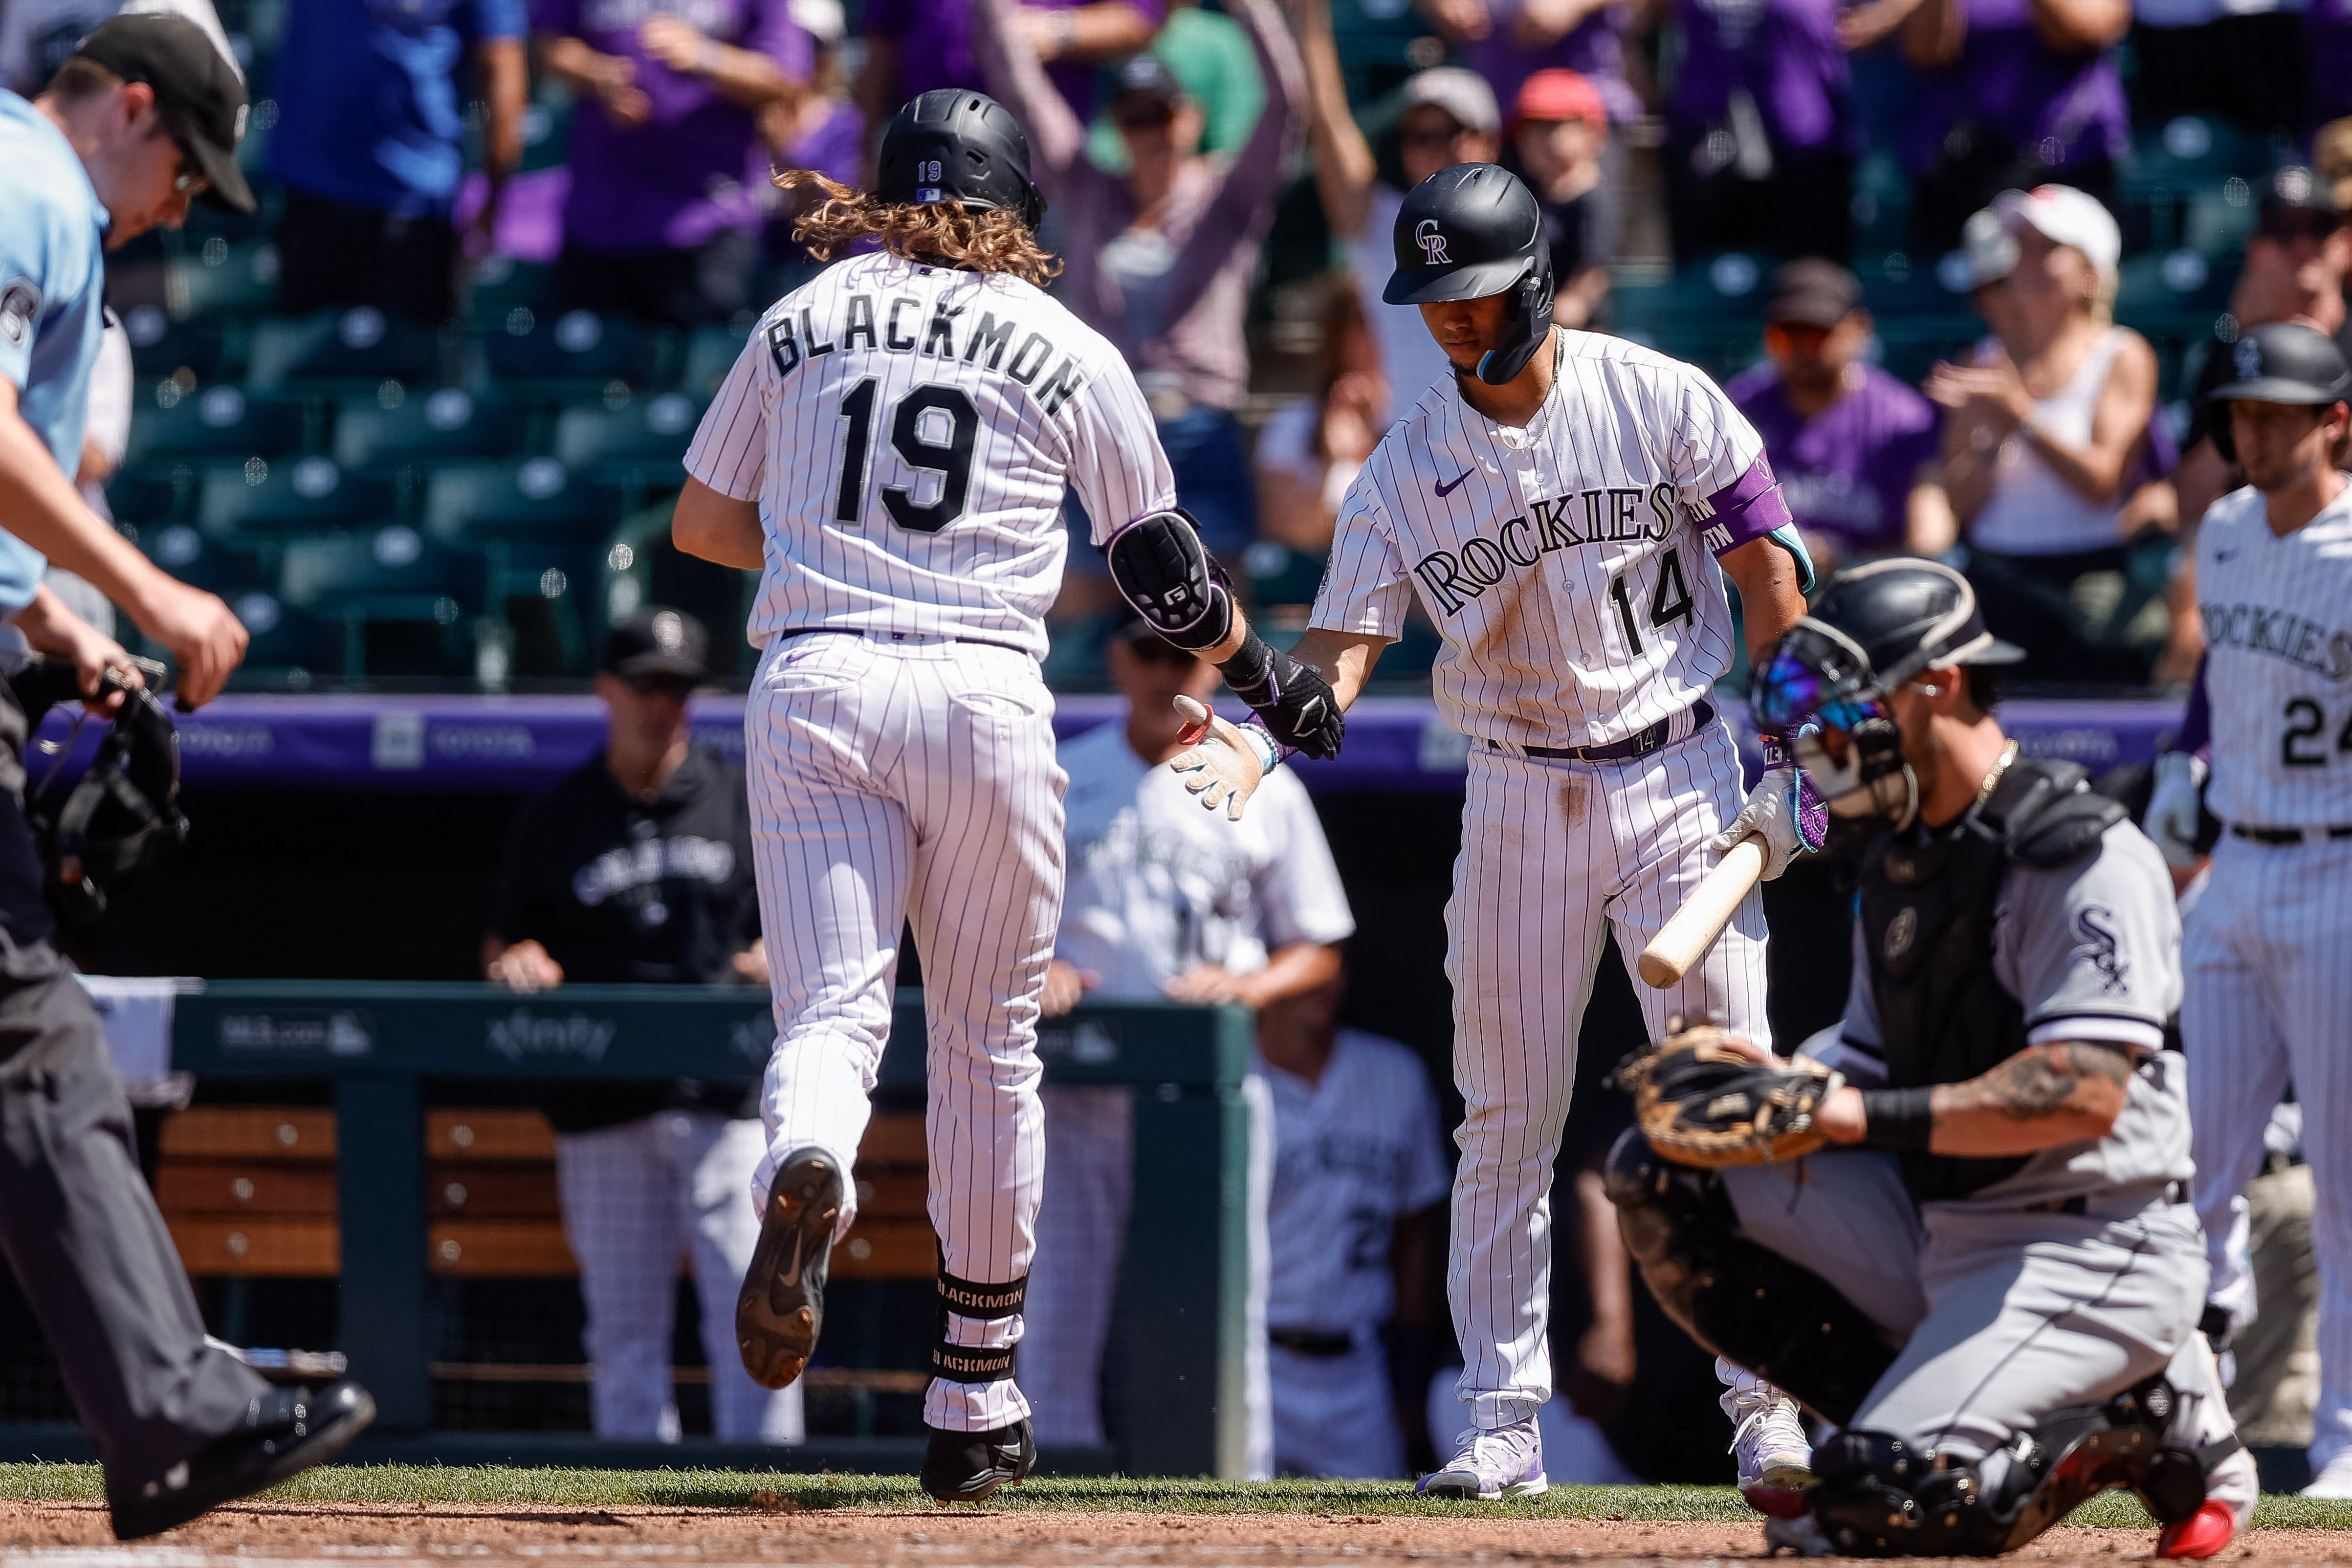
[2214,548,2239,561]
[1435,469,1474,497]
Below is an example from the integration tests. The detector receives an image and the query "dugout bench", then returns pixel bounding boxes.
[6,985,1256,1478]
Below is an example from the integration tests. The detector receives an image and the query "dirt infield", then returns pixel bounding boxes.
[0,1500,2346,1566]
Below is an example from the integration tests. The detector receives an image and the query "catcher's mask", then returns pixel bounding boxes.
[10,659,188,932]
[1748,560,2022,831]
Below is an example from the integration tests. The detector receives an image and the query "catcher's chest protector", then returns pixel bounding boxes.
[1858,757,2121,1203]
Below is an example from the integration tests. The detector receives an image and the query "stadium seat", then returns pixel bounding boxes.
[143,524,268,599]
[278,526,490,679]
[422,459,638,541]
[247,309,446,391]
[126,384,308,464]
[199,456,405,535]
[220,592,350,689]
[680,324,752,399]
[466,256,552,334]
[174,241,282,319]
[551,392,702,472]
[107,463,202,527]
[332,388,533,469]
[120,306,228,384]
[480,309,668,399]
[484,539,607,676]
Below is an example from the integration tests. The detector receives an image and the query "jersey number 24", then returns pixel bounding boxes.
[832,379,979,533]
[2280,696,2352,768]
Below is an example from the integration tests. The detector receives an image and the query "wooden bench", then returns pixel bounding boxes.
[156,1106,938,1281]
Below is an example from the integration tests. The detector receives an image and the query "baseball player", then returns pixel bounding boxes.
[2143,322,2352,1497]
[0,16,378,1538]
[672,90,1188,1502]
[1025,616,1354,1459]
[1146,161,1815,1499]
[1612,559,2256,1560]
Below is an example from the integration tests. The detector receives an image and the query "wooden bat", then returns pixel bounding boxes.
[1637,834,1767,989]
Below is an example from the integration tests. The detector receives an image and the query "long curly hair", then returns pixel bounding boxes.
[773,169,1061,288]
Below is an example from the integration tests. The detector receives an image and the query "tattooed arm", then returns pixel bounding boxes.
[1817,1041,2137,1154]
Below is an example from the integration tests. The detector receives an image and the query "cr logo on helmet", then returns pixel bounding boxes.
[1416,220,1451,265]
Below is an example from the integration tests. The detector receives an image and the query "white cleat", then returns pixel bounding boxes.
[1725,1381,1814,1518]
[2304,1451,2352,1498]
[1415,1418,1549,1500]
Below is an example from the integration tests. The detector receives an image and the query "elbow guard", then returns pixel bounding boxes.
[1105,508,1234,653]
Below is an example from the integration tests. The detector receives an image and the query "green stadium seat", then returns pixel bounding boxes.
[481,310,668,398]
[1241,540,1326,608]
[175,241,281,318]
[277,526,490,679]
[681,324,752,398]
[484,539,607,677]
[120,306,229,384]
[552,392,702,472]
[332,388,531,469]
[220,593,351,689]
[107,463,202,527]
[144,524,267,599]
[248,309,445,391]
[200,456,405,535]
[126,385,308,464]
[466,256,552,333]
[422,459,637,541]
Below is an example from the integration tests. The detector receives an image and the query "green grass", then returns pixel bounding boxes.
[0,1464,2345,1527]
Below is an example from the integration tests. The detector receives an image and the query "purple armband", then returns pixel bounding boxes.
[2175,652,2211,760]
[1698,457,1796,557]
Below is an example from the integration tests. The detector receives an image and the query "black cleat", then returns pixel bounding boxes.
[109,1379,375,1540]
[736,1148,843,1391]
[922,1418,1036,1503]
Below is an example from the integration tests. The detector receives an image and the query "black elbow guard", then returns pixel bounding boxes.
[1104,508,1233,652]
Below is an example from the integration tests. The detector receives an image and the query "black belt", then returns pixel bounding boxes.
[1484,699,1715,764]
[2026,1180,2188,1216]
[2231,823,2352,845]
[1268,1327,1356,1358]
[773,627,1032,657]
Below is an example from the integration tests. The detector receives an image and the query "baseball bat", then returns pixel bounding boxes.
[1637,834,1767,989]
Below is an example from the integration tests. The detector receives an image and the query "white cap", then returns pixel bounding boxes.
[1993,184,2121,278]
[1399,67,1501,135]
[1962,206,2017,287]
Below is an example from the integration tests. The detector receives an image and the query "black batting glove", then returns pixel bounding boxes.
[1217,632,1345,760]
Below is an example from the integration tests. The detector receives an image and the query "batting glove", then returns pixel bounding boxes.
[1707,766,1812,881]
[1169,695,1273,821]
[2147,751,2208,871]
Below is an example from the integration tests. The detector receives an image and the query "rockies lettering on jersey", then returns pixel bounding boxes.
[1311,331,1793,748]
[686,251,1177,660]
[2195,485,2352,826]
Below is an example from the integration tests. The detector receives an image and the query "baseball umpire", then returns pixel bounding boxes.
[1612,559,2256,1558]
[0,14,373,1538]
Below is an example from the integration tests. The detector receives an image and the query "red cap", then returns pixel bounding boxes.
[1513,68,1604,129]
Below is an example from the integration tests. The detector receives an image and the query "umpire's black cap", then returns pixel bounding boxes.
[1384,163,1544,306]
[876,89,1045,232]
[72,14,254,214]
[602,608,708,684]
[2205,321,2352,407]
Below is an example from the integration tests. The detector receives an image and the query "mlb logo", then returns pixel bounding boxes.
[918,186,944,202]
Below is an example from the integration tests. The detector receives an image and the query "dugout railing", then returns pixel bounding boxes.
[0,986,1255,1479]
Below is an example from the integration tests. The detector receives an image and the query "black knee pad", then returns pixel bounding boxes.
[1605,1128,1898,1426]
[1104,508,1232,652]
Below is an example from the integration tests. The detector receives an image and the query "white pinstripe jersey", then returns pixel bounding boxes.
[685,252,1178,660]
[2196,482,2352,827]
[1310,330,1793,749]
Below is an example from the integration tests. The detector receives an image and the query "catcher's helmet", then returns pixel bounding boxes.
[2204,322,2352,462]
[1384,164,1554,386]
[1749,560,2022,828]
[876,89,1046,233]
[8,660,188,933]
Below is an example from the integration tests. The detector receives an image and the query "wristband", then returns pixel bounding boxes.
[1856,1085,1935,1153]
[1760,732,1789,770]
[1237,719,1286,773]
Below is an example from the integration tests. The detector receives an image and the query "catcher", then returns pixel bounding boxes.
[1610,560,2256,1559]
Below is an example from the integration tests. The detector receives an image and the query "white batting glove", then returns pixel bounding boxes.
[1707,766,1804,881]
[2147,751,2209,871]
[1169,695,1272,821]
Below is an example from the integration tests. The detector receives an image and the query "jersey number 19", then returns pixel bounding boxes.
[833,379,980,533]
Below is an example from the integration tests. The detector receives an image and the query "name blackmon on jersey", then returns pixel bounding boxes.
[761,290,1096,421]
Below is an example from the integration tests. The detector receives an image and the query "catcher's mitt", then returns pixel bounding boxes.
[1614,1022,1844,1167]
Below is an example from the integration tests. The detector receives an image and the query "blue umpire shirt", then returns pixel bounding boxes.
[0,89,107,614]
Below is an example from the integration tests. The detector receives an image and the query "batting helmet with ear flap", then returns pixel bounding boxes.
[1384,163,1555,386]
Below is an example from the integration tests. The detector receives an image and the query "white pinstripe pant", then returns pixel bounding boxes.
[555,1111,805,1442]
[1446,719,1770,1429]
[745,632,1062,1432]
[2182,832,2352,1469]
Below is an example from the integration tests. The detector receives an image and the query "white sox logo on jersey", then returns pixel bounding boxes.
[1414,481,1683,615]
[764,289,1094,417]
[1415,220,1450,265]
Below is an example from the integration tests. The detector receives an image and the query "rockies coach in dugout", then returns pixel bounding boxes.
[1609,560,2257,1559]
[484,610,798,1445]
[0,13,380,1539]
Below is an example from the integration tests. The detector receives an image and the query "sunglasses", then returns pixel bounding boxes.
[1764,322,1835,355]
[2258,207,2339,245]
[623,672,695,699]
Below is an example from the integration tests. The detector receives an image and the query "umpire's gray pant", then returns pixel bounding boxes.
[0,971,269,1482]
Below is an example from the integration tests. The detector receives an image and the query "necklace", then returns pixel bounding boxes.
[1972,739,2022,813]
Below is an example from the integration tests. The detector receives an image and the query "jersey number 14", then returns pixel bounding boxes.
[832,378,979,533]
[1608,546,1696,655]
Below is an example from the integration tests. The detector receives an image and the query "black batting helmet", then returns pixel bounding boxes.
[1749,560,2022,827]
[1384,164,1554,386]
[2205,322,2352,462]
[876,89,1046,232]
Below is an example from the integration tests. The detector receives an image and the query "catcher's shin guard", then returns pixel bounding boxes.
[1807,1431,2028,1557]
[1998,1378,2237,1551]
[1605,1128,1897,1426]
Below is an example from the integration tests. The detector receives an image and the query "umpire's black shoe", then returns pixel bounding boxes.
[109,1379,375,1540]
[736,1147,843,1390]
[922,1418,1036,1503]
